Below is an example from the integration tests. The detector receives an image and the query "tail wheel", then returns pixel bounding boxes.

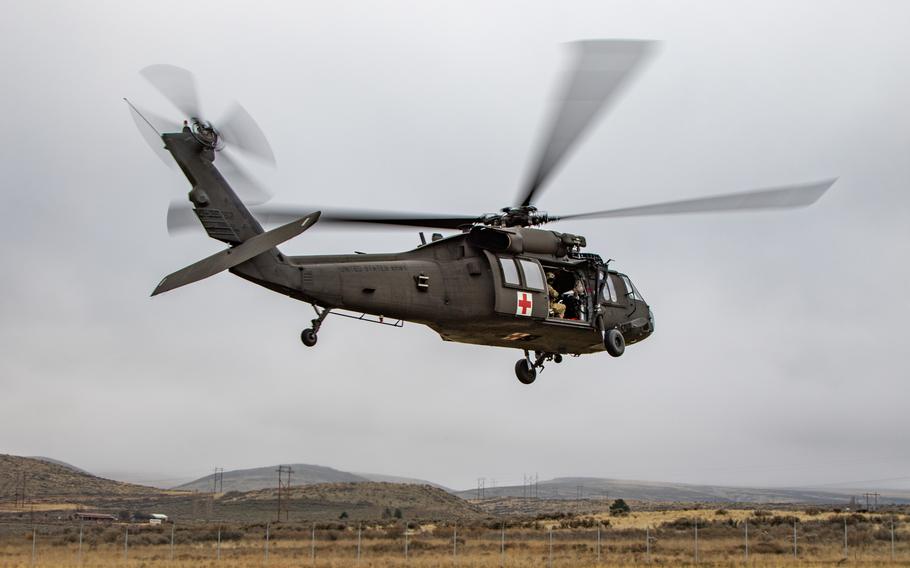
[604,329,625,357]
[514,359,537,384]
[301,328,318,347]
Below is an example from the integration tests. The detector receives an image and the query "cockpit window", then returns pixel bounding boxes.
[518,259,544,291]
[603,273,618,303]
[621,275,643,301]
[499,257,520,286]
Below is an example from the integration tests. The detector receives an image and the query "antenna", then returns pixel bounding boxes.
[123,98,161,136]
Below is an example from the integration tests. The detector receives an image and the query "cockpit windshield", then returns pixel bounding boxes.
[620,274,645,302]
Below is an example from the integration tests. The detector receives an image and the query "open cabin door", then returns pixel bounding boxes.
[484,252,548,319]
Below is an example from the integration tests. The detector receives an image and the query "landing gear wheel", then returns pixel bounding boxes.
[553,354,563,364]
[515,359,537,384]
[604,329,625,357]
[301,328,318,347]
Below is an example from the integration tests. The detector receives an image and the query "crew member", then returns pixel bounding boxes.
[547,272,565,318]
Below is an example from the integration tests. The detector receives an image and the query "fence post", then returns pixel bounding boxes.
[891,516,895,562]
[548,527,553,568]
[31,526,36,567]
[216,525,221,561]
[744,517,748,563]
[264,522,269,564]
[171,522,176,562]
[404,522,409,560]
[792,520,797,559]
[694,518,698,565]
[78,522,83,565]
[596,523,601,565]
[357,523,361,562]
[844,516,848,559]
[124,526,129,563]
[310,524,315,566]
[453,523,457,562]
[500,522,505,568]
[647,526,652,564]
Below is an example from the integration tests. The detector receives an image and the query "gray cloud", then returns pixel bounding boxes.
[1,0,908,491]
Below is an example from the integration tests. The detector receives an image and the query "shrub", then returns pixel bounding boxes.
[609,499,631,516]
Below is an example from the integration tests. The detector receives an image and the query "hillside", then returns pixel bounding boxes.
[176,463,368,492]
[177,464,445,493]
[455,476,910,505]
[0,455,170,506]
[222,482,484,520]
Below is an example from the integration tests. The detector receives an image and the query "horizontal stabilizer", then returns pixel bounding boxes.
[152,211,320,296]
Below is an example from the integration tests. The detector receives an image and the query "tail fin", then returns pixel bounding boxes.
[152,212,320,296]
[162,127,267,244]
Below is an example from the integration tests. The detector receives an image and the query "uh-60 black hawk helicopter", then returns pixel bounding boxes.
[128,40,834,384]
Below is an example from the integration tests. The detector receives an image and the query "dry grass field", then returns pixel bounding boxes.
[0,509,907,567]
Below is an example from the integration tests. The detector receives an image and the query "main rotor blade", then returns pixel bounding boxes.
[517,40,656,207]
[167,202,480,234]
[140,64,202,119]
[555,178,837,221]
[218,102,277,165]
[216,149,274,205]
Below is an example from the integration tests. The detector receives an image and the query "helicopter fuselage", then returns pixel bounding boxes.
[229,227,653,356]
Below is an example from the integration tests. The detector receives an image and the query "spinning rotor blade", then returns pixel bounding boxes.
[125,100,180,169]
[218,102,277,165]
[216,150,274,205]
[556,179,837,221]
[139,64,202,119]
[167,202,480,234]
[517,40,656,207]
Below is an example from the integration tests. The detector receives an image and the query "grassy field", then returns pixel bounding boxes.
[0,509,907,567]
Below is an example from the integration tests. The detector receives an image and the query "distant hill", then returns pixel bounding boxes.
[177,464,449,493]
[221,482,484,520]
[354,472,451,491]
[0,455,170,505]
[28,457,91,475]
[176,464,369,492]
[454,476,910,505]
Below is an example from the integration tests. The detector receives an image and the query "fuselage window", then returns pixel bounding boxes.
[499,257,520,286]
[518,259,544,291]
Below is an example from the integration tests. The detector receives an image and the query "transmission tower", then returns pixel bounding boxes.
[213,468,224,494]
[276,465,293,522]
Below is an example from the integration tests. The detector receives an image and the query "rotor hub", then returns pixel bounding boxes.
[190,118,222,150]
[480,206,554,228]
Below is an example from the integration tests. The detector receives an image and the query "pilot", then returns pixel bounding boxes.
[546,272,565,318]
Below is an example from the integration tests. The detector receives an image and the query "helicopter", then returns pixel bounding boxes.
[128,40,834,384]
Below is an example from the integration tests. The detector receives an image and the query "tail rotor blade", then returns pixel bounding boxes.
[555,179,837,222]
[140,64,202,119]
[217,149,274,205]
[517,40,657,207]
[219,102,277,165]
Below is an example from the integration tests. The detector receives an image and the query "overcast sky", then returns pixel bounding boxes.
[1,1,908,492]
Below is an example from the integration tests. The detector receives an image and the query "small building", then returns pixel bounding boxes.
[74,512,117,522]
[149,513,169,525]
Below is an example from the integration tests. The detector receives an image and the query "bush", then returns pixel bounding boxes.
[609,499,631,516]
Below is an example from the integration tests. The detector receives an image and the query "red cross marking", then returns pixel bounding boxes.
[517,292,532,316]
